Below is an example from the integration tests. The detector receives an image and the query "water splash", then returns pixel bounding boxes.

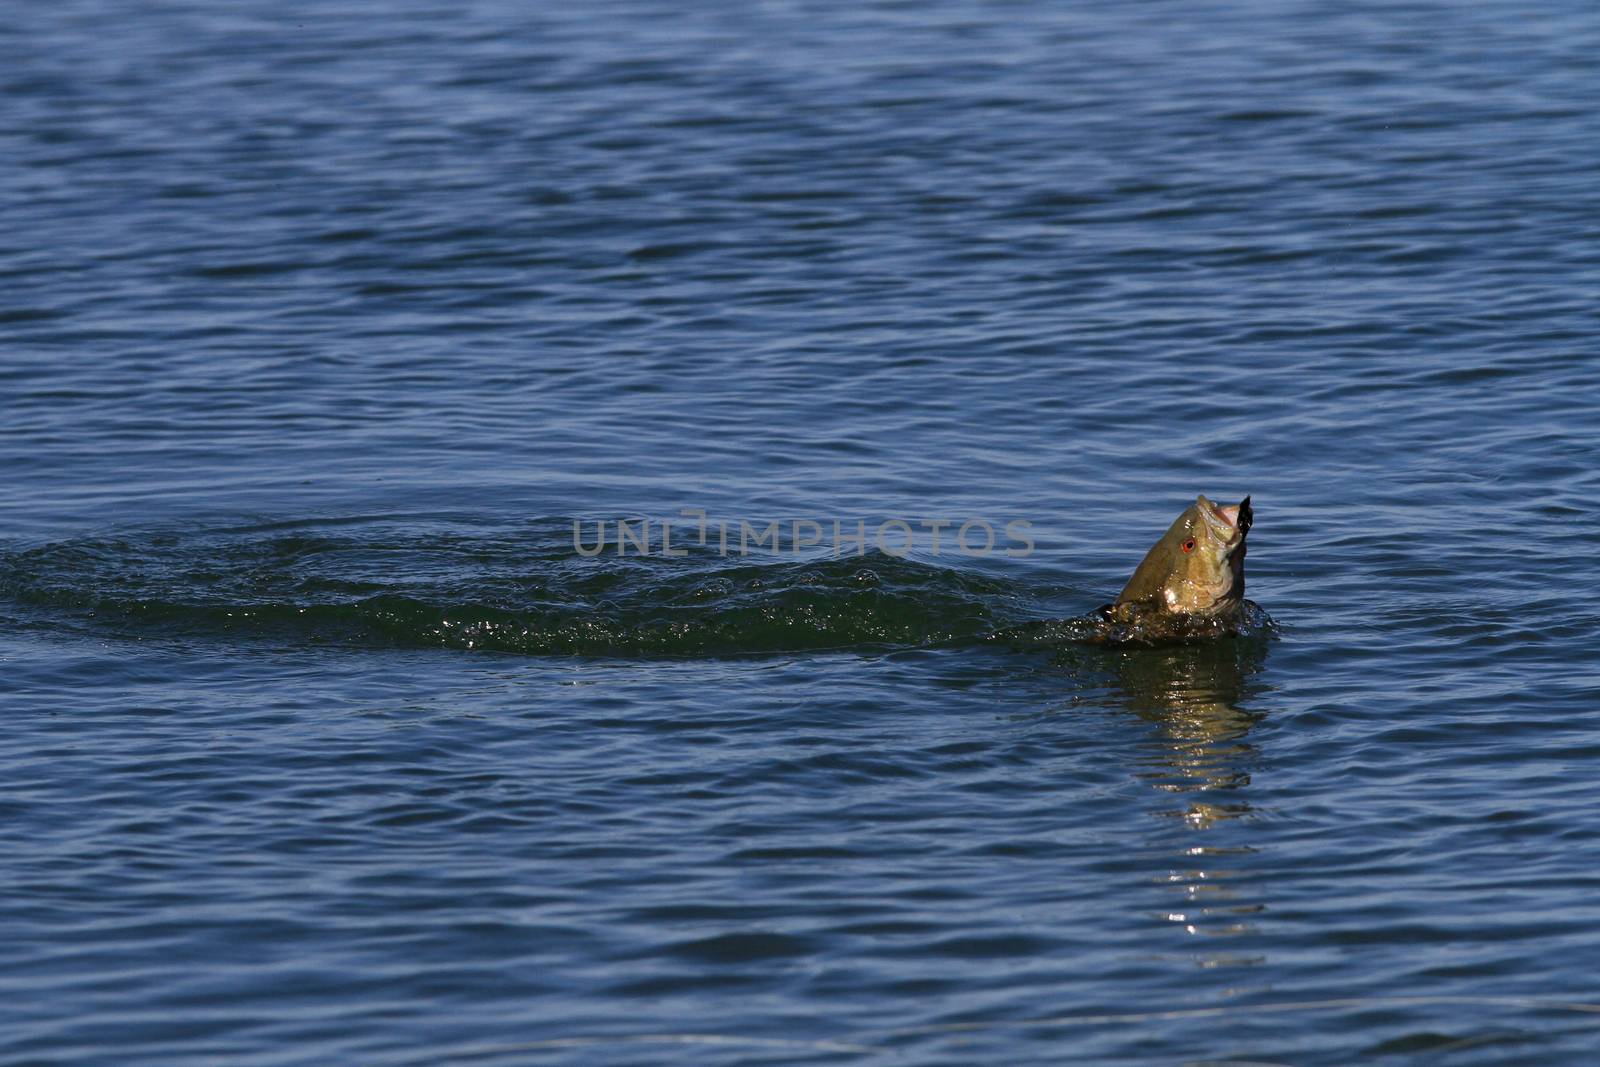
[991,600,1275,649]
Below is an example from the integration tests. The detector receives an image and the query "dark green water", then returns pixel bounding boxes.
[4,1,1600,1063]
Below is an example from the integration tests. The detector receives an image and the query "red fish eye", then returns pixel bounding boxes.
[1181,538,1196,553]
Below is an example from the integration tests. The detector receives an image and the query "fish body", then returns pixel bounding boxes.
[1105,495,1252,622]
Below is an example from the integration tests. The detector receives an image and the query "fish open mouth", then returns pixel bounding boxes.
[1197,495,1252,544]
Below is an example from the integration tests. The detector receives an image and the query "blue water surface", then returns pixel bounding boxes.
[4,1,1600,1063]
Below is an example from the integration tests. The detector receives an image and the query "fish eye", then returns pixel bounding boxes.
[1181,538,1196,554]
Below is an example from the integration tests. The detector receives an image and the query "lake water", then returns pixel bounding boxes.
[4,1,1599,1063]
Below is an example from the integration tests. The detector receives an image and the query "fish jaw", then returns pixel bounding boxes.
[1222,496,1253,542]
[1196,494,1250,550]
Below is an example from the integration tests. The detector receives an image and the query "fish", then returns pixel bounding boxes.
[1103,495,1252,622]
[986,494,1264,648]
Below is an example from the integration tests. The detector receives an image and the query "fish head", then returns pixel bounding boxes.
[1115,494,1252,615]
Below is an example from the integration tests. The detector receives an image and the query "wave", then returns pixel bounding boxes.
[0,522,1016,656]
[0,520,1273,657]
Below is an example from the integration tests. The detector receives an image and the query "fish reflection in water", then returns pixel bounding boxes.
[1119,638,1270,952]
[1107,639,1267,812]
[1048,634,1274,955]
